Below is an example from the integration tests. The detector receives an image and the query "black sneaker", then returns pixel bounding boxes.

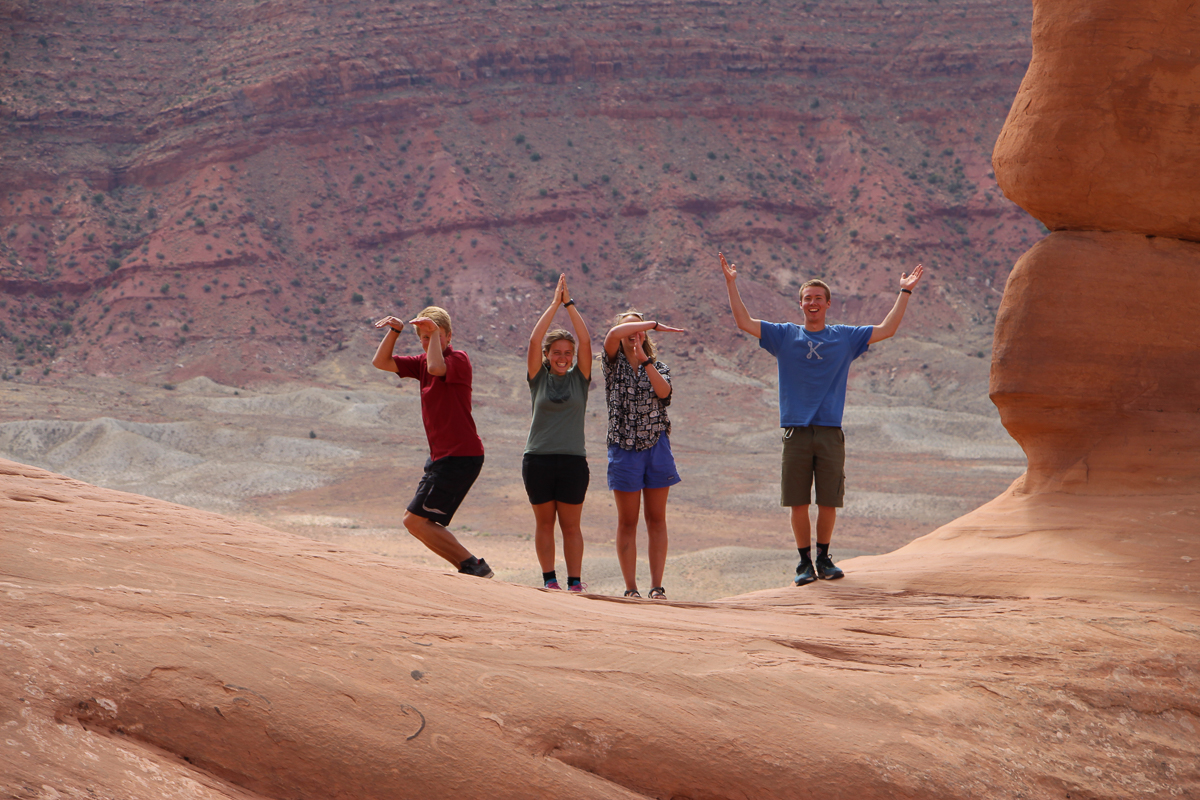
[793,559,816,586]
[815,553,844,580]
[458,556,494,579]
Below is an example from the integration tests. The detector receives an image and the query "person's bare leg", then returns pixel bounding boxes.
[642,487,670,589]
[612,490,642,592]
[790,504,812,548]
[531,501,559,573]
[555,501,585,579]
[403,510,471,566]
[815,505,837,545]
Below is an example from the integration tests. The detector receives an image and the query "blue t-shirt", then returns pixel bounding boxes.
[759,322,873,428]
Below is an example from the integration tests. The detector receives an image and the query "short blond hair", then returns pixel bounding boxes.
[799,279,831,302]
[416,305,452,337]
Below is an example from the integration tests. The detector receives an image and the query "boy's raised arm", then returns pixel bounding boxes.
[371,316,405,373]
[721,253,763,339]
[410,317,447,376]
[868,264,924,344]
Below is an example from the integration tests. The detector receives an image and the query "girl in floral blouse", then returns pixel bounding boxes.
[602,310,687,600]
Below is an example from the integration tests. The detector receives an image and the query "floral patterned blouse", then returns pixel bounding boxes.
[602,349,672,451]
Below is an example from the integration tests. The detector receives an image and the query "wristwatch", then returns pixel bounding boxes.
[640,357,653,368]
[563,299,576,308]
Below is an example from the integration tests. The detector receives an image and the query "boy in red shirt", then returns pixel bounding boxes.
[372,306,492,578]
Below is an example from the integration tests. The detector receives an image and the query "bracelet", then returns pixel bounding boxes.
[899,289,912,295]
[640,357,653,368]
[390,327,403,333]
[563,299,576,308]
[652,321,659,331]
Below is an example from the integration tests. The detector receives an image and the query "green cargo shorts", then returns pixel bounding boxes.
[780,425,845,508]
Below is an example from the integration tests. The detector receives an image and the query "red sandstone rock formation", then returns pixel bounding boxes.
[991,0,1200,496]
[3,459,1198,799]
[991,231,1200,494]
[993,0,1200,241]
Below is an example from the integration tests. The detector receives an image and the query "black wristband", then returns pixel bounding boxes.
[390,327,403,333]
[563,299,576,308]
[899,288,912,295]
[652,321,659,331]
[640,357,653,368]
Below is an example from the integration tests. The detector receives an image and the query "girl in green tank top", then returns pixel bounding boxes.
[523,274,593,592]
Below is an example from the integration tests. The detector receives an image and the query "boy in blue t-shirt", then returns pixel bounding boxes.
[720,253,925,586]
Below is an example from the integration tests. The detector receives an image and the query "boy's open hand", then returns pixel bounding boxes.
[408,316,439,335]
[900,264,925,292]
[374,316,404,331]
[719,252,738,282]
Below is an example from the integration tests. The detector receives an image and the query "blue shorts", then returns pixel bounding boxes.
[607,435,681,493]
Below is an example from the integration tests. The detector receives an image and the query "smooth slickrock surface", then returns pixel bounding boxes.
[4,458,1199,799]
[993,1,1200,239]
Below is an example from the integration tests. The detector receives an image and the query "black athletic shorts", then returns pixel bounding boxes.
[521,453,590,506]
[406,455,484,526]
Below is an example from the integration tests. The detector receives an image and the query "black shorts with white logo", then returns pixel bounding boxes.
[406,455,485,526]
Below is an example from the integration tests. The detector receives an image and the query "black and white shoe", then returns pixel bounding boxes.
[458,556,494,579]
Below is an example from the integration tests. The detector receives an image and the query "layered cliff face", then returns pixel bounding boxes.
[991,0,1200,494]
[0,0,1037,383]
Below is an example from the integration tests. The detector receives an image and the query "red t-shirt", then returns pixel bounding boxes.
[393,347,485,460]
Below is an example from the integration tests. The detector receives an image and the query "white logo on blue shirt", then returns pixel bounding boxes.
[806,341,824,360]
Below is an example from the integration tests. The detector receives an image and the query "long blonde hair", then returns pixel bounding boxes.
[612,309,655,361]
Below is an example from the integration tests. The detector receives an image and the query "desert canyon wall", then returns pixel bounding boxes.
[0,0,1037,384]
